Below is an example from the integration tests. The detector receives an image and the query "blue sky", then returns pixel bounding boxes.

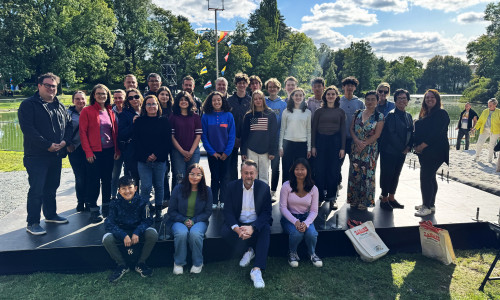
[153,0,493,63]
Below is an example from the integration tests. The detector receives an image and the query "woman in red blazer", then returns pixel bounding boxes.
[80,84,120,223]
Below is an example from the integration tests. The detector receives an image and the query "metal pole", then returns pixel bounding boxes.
[215,10,219,78]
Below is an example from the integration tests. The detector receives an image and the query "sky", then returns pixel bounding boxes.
[153,0,494,64]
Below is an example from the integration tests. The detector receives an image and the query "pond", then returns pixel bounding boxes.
[0,96,490,151]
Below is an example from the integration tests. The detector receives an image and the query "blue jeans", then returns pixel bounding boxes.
[171,147,200,185]
[23,155,62,225]
[110,155,124,199]
[137,161,166,207]
[281,215,318,255]
[171,221,208,267]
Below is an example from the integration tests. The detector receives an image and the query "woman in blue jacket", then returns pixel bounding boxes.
[167,164,212,274]
[201,91,235,209]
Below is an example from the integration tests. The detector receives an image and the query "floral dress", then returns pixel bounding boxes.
[347,110,384,208]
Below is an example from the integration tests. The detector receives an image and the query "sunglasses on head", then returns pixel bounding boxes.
[127,95,141,101]
[378,90,389,95]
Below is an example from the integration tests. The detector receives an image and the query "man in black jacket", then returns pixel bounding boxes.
[222,160,272,289]
[18,73,73,235]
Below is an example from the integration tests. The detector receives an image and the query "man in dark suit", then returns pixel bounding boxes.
[222,160,272,289]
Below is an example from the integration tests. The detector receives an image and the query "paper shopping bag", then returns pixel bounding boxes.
[345,221,389,262]
[419,220,456,265]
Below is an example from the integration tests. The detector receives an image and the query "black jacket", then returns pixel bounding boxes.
[380,108,414,156]
[18,92,72,157]
[133,115,171,163]
[457,109,478,130]
[414,109,450,165]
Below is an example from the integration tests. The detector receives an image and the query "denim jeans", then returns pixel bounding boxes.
[207,154,231,204]
[23,155,62,225]
[68,146,87,204]
[171,221,208,267]
[110,155,124,199]
[137,161,166,207]
[171,147,201,185]
[280,215,318,255]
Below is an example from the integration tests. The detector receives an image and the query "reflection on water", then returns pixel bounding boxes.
[0,112,23,151]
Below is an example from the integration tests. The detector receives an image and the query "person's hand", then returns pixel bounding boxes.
[307,151,311,159]
[234,138,241,148]
[298,222,307,233]
[114,153,121,160]
[213,153,222,159]
[402,147,410,155]
[279,149,284,157]
[184,219,193,229]
[239,225,254,240]
[415,143,427,154]
[147,153,157,162]
[242,155,247,161]
[48,143,58,152]
[339,149,345,159]
[183,150,192,161]
[294,220,301,231]
[67,144,75,153]
[86,155,96,163]
[124,235,132,247]
[133,115,139,123]
[268,155,274,160]
[131,234,139,245]
[221,153,228,161]
[311,148,317,157]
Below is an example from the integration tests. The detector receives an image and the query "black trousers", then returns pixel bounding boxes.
[338,138,353,184]
[418,154,443,208]
[456,128,470,150]
[379,151,406,196]
[314,133,341,199]
[85,147,115,209]
[68,146,87,204]
[221,224,270,270]
[229,147,239,181]
[270,155,280,192]
[281,140,307,184]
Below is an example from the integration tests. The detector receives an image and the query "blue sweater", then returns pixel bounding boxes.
[201,111,236,156]
[265,96,287,134]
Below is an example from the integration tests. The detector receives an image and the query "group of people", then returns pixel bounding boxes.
[22,70,487,288]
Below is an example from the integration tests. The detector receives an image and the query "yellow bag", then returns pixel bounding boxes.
[419,221,456,265]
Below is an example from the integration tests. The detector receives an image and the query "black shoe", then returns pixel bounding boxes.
[109,265,129,282]
[389,200,404,209]
[76,203,85,212]
[135,263,153,277]
[90,211,103,223]
[330,200,338,211]
[161,200,169,209]
[380,201,393,211]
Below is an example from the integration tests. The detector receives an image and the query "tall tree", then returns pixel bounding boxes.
[383,56,423,93]
[341,41,377,93]
[280,32,320,85]
[317,44,338,86]
[421,55,471,93]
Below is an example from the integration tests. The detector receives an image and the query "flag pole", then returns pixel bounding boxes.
[208,1,224,79]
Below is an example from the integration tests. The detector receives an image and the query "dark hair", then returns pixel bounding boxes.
[124,88,144,110]
[341,76,359,87]
[249,75,262,86]
[364,90,379,101]
[113,89,126,95]
[89,84,112,107]
[286,88,307,113]
[234,73,250,85]
[288,158,314,193]
[173,91,195,116]
[147,73,161,82]
[311,77,325,87]
[321,85,340,108]
[38,72,60,85]
[140,95,162,117]
[72,90,86,102]
[182,75,195,85]
[419,89,442,119]
[202,91,231,114]
[240,159,258,171]
[118,175,137,187]
[181,164,208,202]
[156,86,173,111]
[393,89,410,102]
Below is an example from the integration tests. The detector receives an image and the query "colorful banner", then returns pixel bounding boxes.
[221,66,226,76]
[217,31,228,43]
[204,81,212,89]
[200,66,208,75]
[195,52,204,59]
[227,40,232,48]
[224,52,229,62]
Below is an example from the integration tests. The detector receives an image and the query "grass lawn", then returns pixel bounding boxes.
[0,250,499,299]
[0,151,71,172]
[0,94,74,111]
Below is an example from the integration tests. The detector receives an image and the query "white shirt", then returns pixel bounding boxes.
[232,182,257,229]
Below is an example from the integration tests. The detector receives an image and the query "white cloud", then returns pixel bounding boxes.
[152,0,259,26]
[300,23,354,49]
[353,0,408,13]
[301,1,378,28]
[455,12,485,24]
[411,0,491,12]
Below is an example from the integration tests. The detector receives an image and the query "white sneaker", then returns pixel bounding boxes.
[190,264,203,274]
[415,206,432,217]
[271,191,276,200]
[415,204,435,212]
[250,268,265,288]
[212,203,218,209]
[173,263,183,275]
[310,254,323,267]
[219,203,224,209]
[239,248,255,267]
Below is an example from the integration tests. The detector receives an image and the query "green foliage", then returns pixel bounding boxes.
[420,55,471,94]
[317,44,338,86]
[0,151,70,172]
[383,56,423,93]
[462,76,497,103]
[280,32,321,84]
[342,41,377,94]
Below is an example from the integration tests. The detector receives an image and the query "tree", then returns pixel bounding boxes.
[341,41,377,93]
[383,56,423,93]
[421,55,471,93]
[279,32,321,85]
[317,44,337,86]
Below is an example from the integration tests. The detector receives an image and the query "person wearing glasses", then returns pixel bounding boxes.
[118,88,143,185]
[375,82,395,117]
[18,73,73,235]
[111,89,126,203]
[156,86,175,207]
[144,73,161,97]
[167,164,212,275]
[133,95,172,221]
[80,84,120,223]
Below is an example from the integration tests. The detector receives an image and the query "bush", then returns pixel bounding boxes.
[462,76,498,103]
[20,85,37,96]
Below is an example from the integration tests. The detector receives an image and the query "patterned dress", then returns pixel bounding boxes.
[347,110,384,208]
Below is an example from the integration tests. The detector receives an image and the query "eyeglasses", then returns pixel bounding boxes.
[127,95,141,101]
[146,103,158,107]
[189,173,203,178]
[42,83,57,89]
[378,90,389,95]
[396,97,408,101]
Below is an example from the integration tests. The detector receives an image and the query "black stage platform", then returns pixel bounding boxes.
[1,158,499,275]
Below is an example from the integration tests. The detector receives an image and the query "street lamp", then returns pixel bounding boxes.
[208,0,224,78]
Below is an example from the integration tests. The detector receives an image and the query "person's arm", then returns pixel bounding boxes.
[192,187,213,223]
[118,111,133,142]
[340,110,346,151]
[18,101,52,151]
[279,183,298,224]
[78,109,94,158]
[104,202,128,241]
[166,186,189,223]
[240,114,250,158]
[474,110,486,131]
[62,106,73,146]
[223,113,236,157]
[311,110,320,155]
[384,114,405,151]
[133,201,154,237]
[189,115,202,156]
[421,110,450,146]
[364,114,384,145]
[222,182,239,228]
[252,183,273,231]
[268,113,279,157]
[200,115,216,156]
[279,110,288,155]
[303,186,319,227]
[306,111,312,153]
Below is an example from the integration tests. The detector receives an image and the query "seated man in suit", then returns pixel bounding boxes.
[222,159,272,288]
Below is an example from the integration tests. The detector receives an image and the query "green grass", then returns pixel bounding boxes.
[0,250,498,299]
[0,151,71,172]
[0,95,74,110]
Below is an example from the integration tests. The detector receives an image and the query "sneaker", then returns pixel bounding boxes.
[45,215,68,224]
[250,268,265,288]
[288,252,300,267]
[190,264,203,274]
[380,201,393,211]
[219,203,224,209]
[389,200,404,209]
[212,203,218,209]
[415,206,432,217]
[415,204,435,212]
[173,263,183,275]
[310,254,323,267]
[76,203,85,212]
[135,263,153,277]
[162,200,169,209]
[26,223,46,235]
[329,200,338,211]
[271,191,276,200]
[90,211,103,223]
[239,248,255,267]
[109,265,129,282]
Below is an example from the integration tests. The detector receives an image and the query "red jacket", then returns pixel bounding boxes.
[79,102,120,158]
